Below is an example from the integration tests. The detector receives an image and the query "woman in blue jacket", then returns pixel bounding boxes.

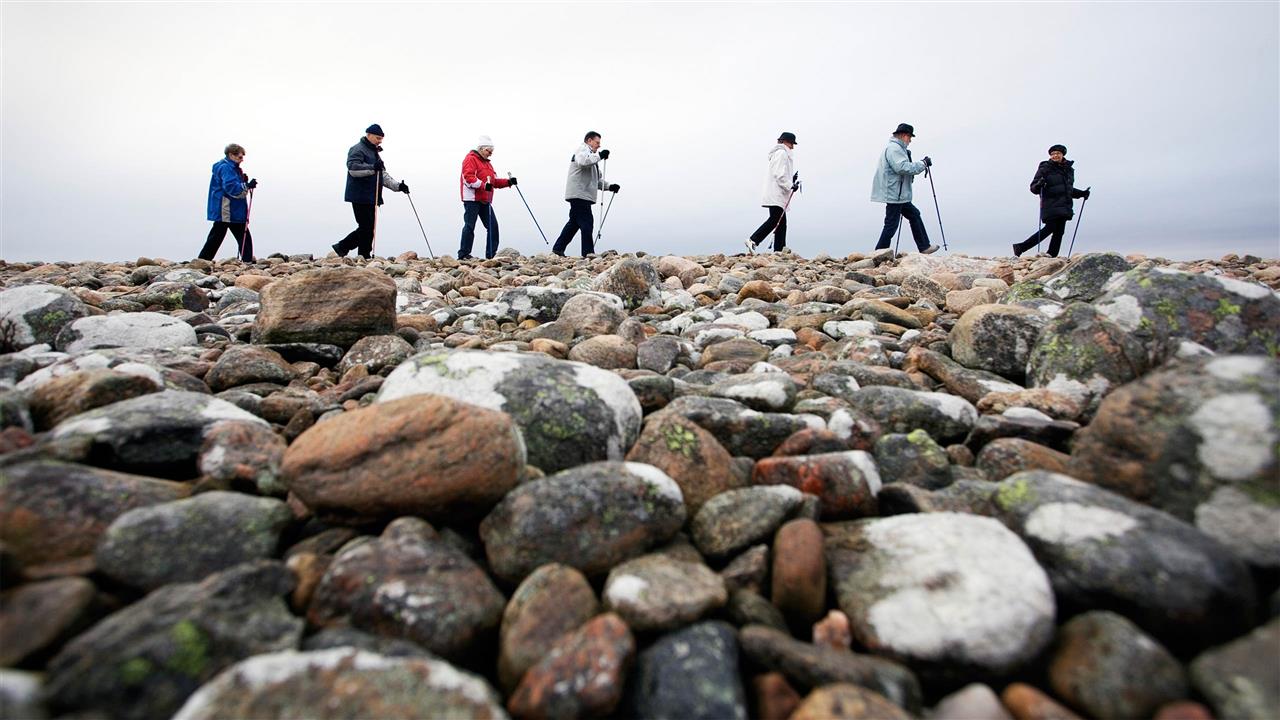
[198,143,257,262]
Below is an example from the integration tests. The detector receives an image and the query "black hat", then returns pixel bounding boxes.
[892,123,915,137]
[778,132,798,145]
[366,124,385,136]
[1048,144,1067,155]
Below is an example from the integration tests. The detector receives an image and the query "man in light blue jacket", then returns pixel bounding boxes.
[871,123,938,254]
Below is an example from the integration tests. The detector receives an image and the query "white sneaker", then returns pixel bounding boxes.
[921,244,941,255]
[744,239,756,255]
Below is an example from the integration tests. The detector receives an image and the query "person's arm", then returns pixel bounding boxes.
[219,163,248,199]
[1030,165,1048,194]
[1071,186,1088,199]
[348,146,376,178]
[492,174,511,189]
[887,144,925,176]
[381,172,401,191]
[461,155,484,191]
[573,145,601,167]
[770,151,792,190]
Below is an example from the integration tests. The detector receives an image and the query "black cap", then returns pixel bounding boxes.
[366,124,385,136]
[892,123,915,137]
[778,132,798,145]
[1048,144,1067,155]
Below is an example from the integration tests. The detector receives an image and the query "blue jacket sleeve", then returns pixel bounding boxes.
[219,163,248,199]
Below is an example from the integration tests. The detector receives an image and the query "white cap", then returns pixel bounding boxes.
[477,135,494,149]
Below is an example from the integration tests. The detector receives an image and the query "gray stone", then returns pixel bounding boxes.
[626,621,747,720]
[55,312,198,353]
[0,284,90,350]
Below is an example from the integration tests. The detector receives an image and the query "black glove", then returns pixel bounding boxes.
[399,182,410,194]
[508,177,517,186]
[598,149,610,160]
[792,181,800,192]
[923,156,932,167]
[1031,180,1044,194]
[246,178,258,190]
[1082,189,1091,200]
[608,183,620,193]
[792,171,799,182]
[484,181,493,191]
[374,159,386,172]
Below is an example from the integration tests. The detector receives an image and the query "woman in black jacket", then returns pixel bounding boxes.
[1013,144,1090,258]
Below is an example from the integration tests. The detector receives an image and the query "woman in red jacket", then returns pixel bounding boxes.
[458,136,516,260]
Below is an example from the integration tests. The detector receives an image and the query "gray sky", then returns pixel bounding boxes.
[2,1,1277,263]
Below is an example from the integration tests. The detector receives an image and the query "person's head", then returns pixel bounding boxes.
[892,123,916,145]
[224,143,246,162]
[477,135,494,158]
[777,131,798,149]
[366,124,385,146]
[584,131,601,150]
[1048,144,1067,162]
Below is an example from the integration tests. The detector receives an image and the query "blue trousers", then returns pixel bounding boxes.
[875,202,930,251]
[552,199,595,256]
[459,201,499,259]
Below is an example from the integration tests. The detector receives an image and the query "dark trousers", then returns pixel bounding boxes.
[552,199,595,256]
[458,201,499,259]
[749,206,787,250]
[335,203,376,258]
[199,222,254,261]
[1014,217,1069,257]
[875,202,930,251]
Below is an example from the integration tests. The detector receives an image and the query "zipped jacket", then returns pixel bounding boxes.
[460,150,511,203]
[206,157,249,223]
[563,143,612,203]
[344,137,402,205]
[761,144,795,207]
[1031,159,1085,222]
[870,137,926,204]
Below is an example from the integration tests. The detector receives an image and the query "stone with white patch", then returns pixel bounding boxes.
[823,320,877,339]
[828,512,1055,675]
[377,349,641,473]
[708,373,798,412]
[54,313,198,353]
[0,283,90,350]
[602,553,727,632]
[847,385,978,442]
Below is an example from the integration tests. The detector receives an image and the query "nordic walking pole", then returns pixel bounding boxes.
[509,172,549,245]
[486,175,497,259]
[371,169,382,258]
[405,194,435,259]
[893,215,904,256]
[1035,184,1044,255]
[925,166,948,251]
[596,191,617,247]
[241,188,254,262]
[1066,187,1091,259]
[594,157,612,247]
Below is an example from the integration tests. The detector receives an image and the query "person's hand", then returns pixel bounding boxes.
[792,171,799,182]
[923,156,932,167]
[792,181,800,192]
[399,181,410,194]
[374,159,386,172]
[508,177,517,186]
[608,183,620,193]
[485,180,493,191]
[1082,189,1091,200]
[598,149,610,160]
[246,178,258,189]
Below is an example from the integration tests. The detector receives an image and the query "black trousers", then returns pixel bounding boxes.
[199,222,254,261]
[1014,217,1069,257]
[335,203,377,258]
[875,202,930,251]
[458,201,499,259]
[749,206,787,250]
[552,199,595,256]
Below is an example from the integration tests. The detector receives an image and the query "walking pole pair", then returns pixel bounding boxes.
[509,172,549,245]
[1066,187,1091,259]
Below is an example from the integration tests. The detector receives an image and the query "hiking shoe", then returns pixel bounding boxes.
[331,243,347,258]
[744,239,756,255]
[921,244,941,255]
[1012,244,1024,258]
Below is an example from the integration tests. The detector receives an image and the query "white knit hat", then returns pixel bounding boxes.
[477,135,494,149]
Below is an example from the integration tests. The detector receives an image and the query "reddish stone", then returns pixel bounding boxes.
[773,428,850,457]
[29,369,160,430]
[1153,701,1214,720]
[753,672,802,720]
[753,452,877,519]
[507,612,635,720]
[1002,683,1083,720]
[813,610,852,651]
[0,426,35,454]
[626,413,734,514]
[772,519,827,626]
[977,438,1071,481]
[738,280,779,302]
[0,577,98,666]
[286,552,328,614]
[499,564,599,692]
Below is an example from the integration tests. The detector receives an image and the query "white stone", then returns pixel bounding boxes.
[59,313,198,353]
[624,462,684,505]
[823,320,877,339]
[748,328,796,346]
[1176,341,1216,359]
[827,409,854,440]
[604,574,650,606]
[378,351,523,410]
[1003,407,1053,422]
[1215,275,1273,300]
[1189,393,1275,482]
[921,391,979,425]
[1195,486,1280,568]
[199,397,270,425]
[715,378,790,410]
[722,311,770,331]
[1205,356,1268,382]
[848,450,882,495]
[1025,502,1138,545]
[1095,294,1143,332]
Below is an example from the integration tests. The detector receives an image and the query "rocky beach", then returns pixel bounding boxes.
[0,247,1277,720]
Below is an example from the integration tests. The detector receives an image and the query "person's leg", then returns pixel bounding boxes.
[574,200,596,255]
[353,204,376,258]
[458,201,480,259]
[749,207,779,246]
[199,222,228,260]
[551,202,578,255]
[1046,218,1067,257]
[1013,226,1047,256]
[335,204,366,256]
[903,202,931,251]
[485,208,500,259]
[772,208,787,251]
[227,223,252,261]
[875,205,904,250]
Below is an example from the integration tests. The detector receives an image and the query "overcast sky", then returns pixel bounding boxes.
[2,1,1277,263]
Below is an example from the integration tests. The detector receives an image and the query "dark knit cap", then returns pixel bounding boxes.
[366,124,385,136]
[1049,144,1067,155]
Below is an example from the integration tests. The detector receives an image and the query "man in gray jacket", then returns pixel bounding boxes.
[551,131,619,257]
[871,123,938,254]
[334,124,409,259]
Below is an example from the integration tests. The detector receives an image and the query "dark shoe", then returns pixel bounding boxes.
[552,252,566,258]
[331,243,347,258]
[1012,244,1024,258]
[458,254,474,260]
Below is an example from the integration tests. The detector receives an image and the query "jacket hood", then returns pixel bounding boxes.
[361,137,383,152]
[768,143,789,157]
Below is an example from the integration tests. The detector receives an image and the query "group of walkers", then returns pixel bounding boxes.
[200,123,1090,263]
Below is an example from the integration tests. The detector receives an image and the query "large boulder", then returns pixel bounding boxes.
[252,267,396,346]
[949,304,1048,381]
[203,345,295,392]
[846,386,978,442]
[1093,266,1280,361]
[1026,302,1148,415]
[558,292,627,336]
[1040,252,1133,303]
[0,284,90,350]
[826,513,1056,679]
[172,649,507,720]
[283,395,524,523]
[479,462,686,583]
[377,349,641,474]
[55,313,198,353]
[1069,355,1280,568]
[593,257,663,309]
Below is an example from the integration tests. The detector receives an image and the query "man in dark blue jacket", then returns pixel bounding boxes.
[334,124,409,259]
[199,143,257,262]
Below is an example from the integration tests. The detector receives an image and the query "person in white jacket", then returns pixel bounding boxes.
[551,131,619,257]
[746,132,799,255]
[871,123,938,254]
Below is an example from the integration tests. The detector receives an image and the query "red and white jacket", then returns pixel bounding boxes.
[460,150,510,203]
